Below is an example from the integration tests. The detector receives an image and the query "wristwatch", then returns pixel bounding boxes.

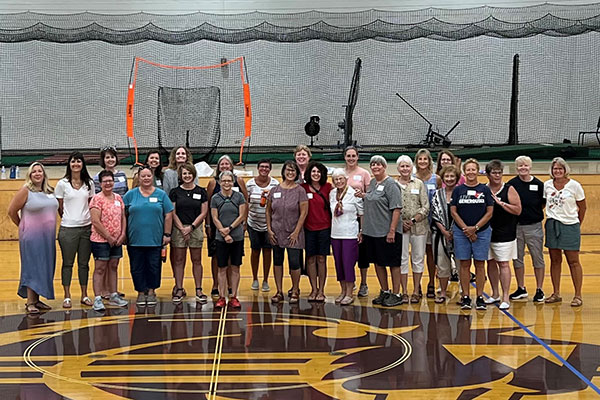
[411,217,417,224]
[163,233,172,237]
[191,223,197,230]
[475,224,480,231]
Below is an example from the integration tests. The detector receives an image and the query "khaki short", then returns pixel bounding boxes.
[171,224,204,248]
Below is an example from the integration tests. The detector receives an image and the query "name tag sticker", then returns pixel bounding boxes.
[529,185,538,191]
[193,193,202,200]
[410,188,420,195]
[114,200,120,207]
[376,185,384,192]
[353,175,362,181]
[156,179,162,186]
[118,176,126,182]
[149,197,158,203]
[232,187,240,192]
[307,193,314,199]
[47,194,54,199]
[250,194,261,199]
[427,184,436,191]
[467,190,476,196]
[273,192,282,199]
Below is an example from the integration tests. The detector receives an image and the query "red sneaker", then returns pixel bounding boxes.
[215,297,227,309]
[228,297,241,309]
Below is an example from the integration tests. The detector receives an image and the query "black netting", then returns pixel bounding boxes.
[157,86,221,160]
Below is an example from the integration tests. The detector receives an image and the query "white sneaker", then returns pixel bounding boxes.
[251,280,259,290]
[109,293,128,307]
[485,296,500,304]
[93,296,106,311]
[261,281,270,292]
[499,301,510,310]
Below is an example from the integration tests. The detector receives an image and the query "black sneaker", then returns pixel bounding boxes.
[372,290,390,305]
[475,296,487,310]
[460,296,472,310]
[533,288,545,303]
[450,272,459,282]
[382,293,403,307]
[509,286,528,300]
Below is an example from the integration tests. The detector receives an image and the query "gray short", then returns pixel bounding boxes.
[514,222,546,269]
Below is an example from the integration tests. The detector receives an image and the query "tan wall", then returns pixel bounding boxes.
[1,174,599,240]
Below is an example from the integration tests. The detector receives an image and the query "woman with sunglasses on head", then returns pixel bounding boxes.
[485,160,522,310]
[169,164,209,303]
[89,170,128,311]
[133,149,164,189]
[266,160,309,304]
[436,150,465,187]
[302,161,333,302]
[343,146,372,297]
[543,157,586,307]
[123,164,174,307]
[55,152,95,309]
[293,145,312,183]
[414,149,440,299]
[93,146,128,196]
[8,162,58,314]
[210,170,247,309]
[246,159,279,292]
[206,155,248,298]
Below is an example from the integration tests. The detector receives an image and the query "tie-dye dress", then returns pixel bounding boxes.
[17,190,59,299]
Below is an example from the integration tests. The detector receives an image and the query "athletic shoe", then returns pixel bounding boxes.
[215,297,227,309]
[382,293,403,307]
[372,290,390,305]
[93,296,106,311]
[460,296,472,310]
[136,293,146,306]
[109,293,128,307]
[484,296,500,304]
[450,272,459,282]
[146,294,157,306]
[533,288,545,303]
[475,296,487,310]
[357,283,369,298]
[261,281,270,292]
[229,297,241,309]
[499,301,510,310]
[251,280,259,290]
[509,286,528,300]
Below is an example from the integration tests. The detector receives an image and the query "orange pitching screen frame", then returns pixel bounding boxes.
[126,56,251,165]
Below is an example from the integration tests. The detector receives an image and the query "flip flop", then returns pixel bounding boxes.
[35,301,52,310]
[62,298,72,309]
[80,297,93,306]
[315,293,326,303]
[25,303,40,314]
[434,296,446,304]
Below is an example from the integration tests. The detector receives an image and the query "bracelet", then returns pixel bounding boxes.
[191,223,196,230]
[163,233,171,237]
[229,225,234,230]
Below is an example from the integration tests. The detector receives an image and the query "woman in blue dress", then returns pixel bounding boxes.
[8,162,59,314]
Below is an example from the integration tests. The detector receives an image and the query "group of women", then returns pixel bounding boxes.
[8,144,587,314]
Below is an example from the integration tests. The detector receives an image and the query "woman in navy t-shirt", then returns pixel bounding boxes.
[450,158,494,311]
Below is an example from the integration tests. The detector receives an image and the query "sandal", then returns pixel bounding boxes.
[25,303,40,314]
[340,296,354,306]
[195,288,208,304]
[80,297,93,306]
[34,301,52,310]
[271,292,284,304]
[172,288,185,303]
[62,298,72,309]
[289,291,300,304]
[307,292,318,302]
[545,293,563,304]
[410,293,421,304]
[434,296,446,304]
[335,294,345,304]
[570,296,583,307]
[426,285,435,299]
[315,293,326,303]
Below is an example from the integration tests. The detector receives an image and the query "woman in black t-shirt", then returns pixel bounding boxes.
[169,164,208,303]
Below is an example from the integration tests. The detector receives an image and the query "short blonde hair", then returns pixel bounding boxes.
[462,158,480,172]
[515,155,532,167]
[294,144,312,158]
[25,162,54,194]
[549,157,570,178]
[414,148,433,173]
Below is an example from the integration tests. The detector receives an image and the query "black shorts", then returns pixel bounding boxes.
[215,240,244,268]
[363,233,402,267]
[305,228,331,257]
[357,239,370,269]
[247,225,272,250]
[273,246,303,271]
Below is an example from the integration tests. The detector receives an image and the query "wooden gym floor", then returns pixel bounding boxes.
[0,163,599,399]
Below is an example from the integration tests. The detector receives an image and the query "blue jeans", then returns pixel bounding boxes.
[453,226,491,261]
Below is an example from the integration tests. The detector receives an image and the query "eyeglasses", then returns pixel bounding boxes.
[101,180,114,184]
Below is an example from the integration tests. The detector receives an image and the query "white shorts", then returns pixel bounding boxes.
[489,239,517,262]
